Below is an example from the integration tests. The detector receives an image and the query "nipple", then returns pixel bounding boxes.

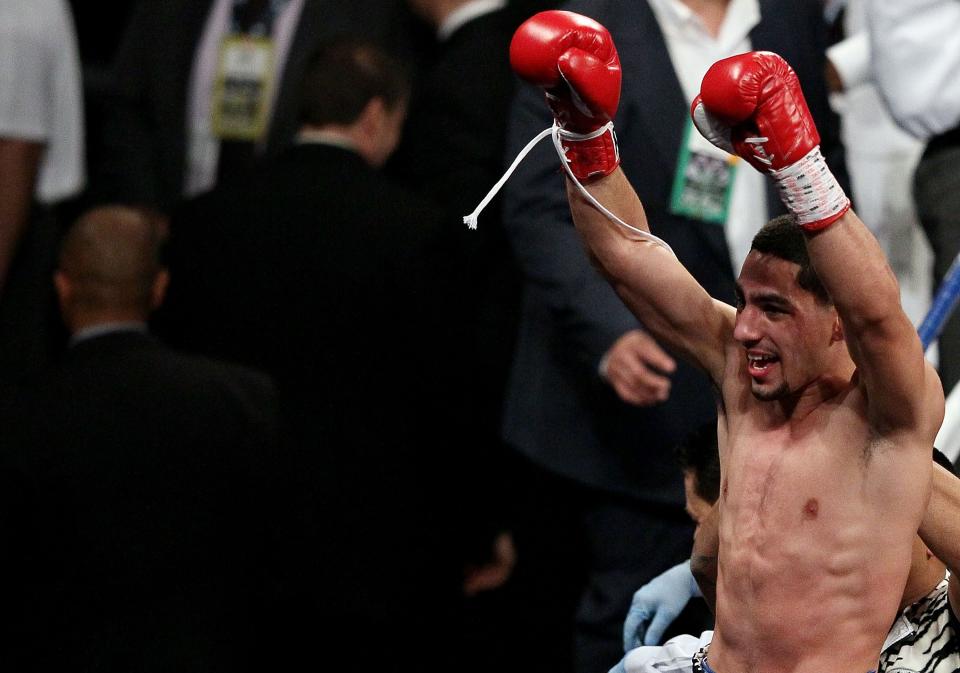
[803,498,819,519]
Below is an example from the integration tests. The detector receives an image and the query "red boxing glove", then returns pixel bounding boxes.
[691,52,850,231]
[510,10,622,181]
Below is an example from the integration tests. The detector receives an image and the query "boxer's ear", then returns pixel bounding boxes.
[831,316,844,343]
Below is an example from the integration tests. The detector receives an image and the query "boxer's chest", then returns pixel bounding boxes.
[720,406,873,540]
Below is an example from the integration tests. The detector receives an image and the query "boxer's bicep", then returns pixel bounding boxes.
[605,250,733,385]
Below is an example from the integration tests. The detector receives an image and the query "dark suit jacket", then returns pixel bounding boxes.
[0,330,278,672]
[391,9,518,213]
[386,8,525,545]
[502,0,845,503]
[92,0,410,211]
[157,144,471,665]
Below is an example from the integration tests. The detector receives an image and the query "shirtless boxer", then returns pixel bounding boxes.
[508,11,945,673]
[616,449,960,673]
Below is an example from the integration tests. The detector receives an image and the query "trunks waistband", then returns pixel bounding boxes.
[692,646,716,673]
[693,645,877,673]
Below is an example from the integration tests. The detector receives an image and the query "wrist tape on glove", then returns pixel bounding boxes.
[772,146,850,232]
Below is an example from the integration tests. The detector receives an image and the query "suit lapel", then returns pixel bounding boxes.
[171,0,219,149]
[749,0,792,217]
[266,0,321,155]
[613,2,732,272]
[615,1,687,174]
[748,0,781,53]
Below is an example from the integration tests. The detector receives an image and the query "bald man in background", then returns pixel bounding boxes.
[0,206,278,673]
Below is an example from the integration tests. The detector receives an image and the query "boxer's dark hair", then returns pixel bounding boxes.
[299,37,410,127]
[675,421,721,505]
[750,214,831,305]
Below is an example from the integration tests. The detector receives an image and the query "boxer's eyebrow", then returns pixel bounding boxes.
[735,283,792,310]
[751,292,792,309]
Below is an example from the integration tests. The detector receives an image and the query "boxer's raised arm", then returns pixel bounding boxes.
[509,11,733,382]
[805,212,940,435]
[693,52,942,436]
[564,171,733,383]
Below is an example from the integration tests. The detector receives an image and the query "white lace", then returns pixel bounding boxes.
[464,123,675,256]
[463,126,554,230]
[745,136,772,167]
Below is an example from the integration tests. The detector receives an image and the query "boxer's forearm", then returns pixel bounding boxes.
[804,209,904,336]
[805,209,935,433]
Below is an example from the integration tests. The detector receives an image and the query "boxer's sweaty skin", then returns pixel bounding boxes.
[563,172,940,673]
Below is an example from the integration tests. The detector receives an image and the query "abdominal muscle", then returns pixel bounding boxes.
[708,533,905,673]
[706,419,924,673]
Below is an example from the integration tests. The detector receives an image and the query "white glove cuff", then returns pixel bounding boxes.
[771,146,850,231]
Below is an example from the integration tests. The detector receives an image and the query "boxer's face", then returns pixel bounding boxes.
[734,251,839,401]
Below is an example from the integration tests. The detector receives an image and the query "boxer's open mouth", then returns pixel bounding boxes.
[747,352,779,377]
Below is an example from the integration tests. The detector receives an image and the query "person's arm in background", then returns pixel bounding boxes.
[919,462,960,613]
[867,0,960,139]
[825,31,870,94]
[690,502,719,614]
[503,80,675,406]
[0,139,42,297]
[0,7,53,297]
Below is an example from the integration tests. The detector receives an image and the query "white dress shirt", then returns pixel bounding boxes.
[827,0,930,326]
[647,0,768,275]
[867,0,960,139]
[436,0,506,42]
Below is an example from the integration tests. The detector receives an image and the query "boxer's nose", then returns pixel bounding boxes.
[733,306,762,345]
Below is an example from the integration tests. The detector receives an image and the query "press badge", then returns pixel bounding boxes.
[211,36,275,141]
[668,118,738,225]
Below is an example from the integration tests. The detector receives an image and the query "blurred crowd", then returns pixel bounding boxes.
[0,0,958,671]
